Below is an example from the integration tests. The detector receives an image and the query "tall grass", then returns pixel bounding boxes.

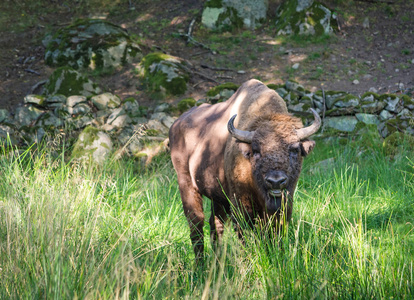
[0,133,413,299]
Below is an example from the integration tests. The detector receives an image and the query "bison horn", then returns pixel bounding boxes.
[228,114,254,143]
[296,108,322,140]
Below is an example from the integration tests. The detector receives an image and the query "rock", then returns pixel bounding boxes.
[91,93,121,110]
[138,52,190,96]
[111,114,131,128]
[146,119,169,135]
[46,94,67,105]
[15,105,45,127]
[67,95,87,107]
[154,103,170,113]
[123,98,140,117]
[44,19,142,72]
[69,116,94,130]
[68,103,92,115]
[292,63,300,70]
[362,17,369,29]
[72,126,113,164]
[0,109,11,123]
[275,0,338,36]
[379,109,394,121]
[355,113,379,125]
[24,95,46,106]
[160,115,176,129]
[107,107,125,124]
[326,93,359,116]
[369,87,378,93]
[37,111,64,128]
[0,125,16,143]
[359,92,385,114]
[310,157,335,174]
[44,67,101,97]
[202,0,268,30]
[381,94,402,113]
[352,79,360,85]
[324,116,358,132]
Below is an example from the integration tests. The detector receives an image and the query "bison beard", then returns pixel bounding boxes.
[169,79,321,264]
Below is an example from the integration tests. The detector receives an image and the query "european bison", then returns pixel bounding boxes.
[169,79,321,261]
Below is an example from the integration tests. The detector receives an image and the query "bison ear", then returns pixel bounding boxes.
[300,140,315,157]
[238,142,252,159]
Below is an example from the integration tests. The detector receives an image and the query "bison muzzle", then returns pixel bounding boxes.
[169,79,321,262]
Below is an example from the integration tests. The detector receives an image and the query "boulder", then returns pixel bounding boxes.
[275,0,338,36]
[72,126,113,164]
[44,67,101,97]
[91,93,121,110]
[44,19,142,71]
[324,116,358,132]
[137,52,190,96]
[202,0,268,31]
[15,105,45,127]
[0,109,11,123]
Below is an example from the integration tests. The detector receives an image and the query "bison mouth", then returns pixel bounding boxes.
[265,190,286,215]
[268,189,282,198]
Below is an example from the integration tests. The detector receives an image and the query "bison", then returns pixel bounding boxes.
[169,79,321,261]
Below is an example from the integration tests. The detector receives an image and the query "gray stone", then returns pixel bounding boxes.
[352,79,359,85]
[160,115,177,129]
[154,103,170,113]
[146,119,169,135]
[0,125,15,141]
[123,99,140,117]
[24,95,46,106]
[68,103,91,115]
[107,107,125,124]
[46,94,66,104]
[220,89,236,100]
[384,95,402,113]
[72,126,113,165]
[111,114,131,128]
[37,111,64,127]
[355,113,379,125]
[92,93,121,110]
[15,105,45,127]
[310,157,335,174]
[67,95,87,107]
[292,63,300,70]
[44,19,142,72]
[379,109,394,121]
[0,109,11,123]
[324,116,358,132]
[70,116,94,130]
[275,0,338,36]
[202,0,268,30]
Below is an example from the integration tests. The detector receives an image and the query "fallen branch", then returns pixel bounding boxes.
[200,64,236,72]
[31,79,47,93]
[24,69,40,75]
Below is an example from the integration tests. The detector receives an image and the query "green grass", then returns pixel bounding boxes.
[0,133,413,298]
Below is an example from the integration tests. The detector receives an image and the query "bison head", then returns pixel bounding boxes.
[228,109,321,216]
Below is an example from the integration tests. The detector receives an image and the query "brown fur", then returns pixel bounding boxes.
[169,79,316,263]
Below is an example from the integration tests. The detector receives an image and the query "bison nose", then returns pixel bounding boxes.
[265,172,288,189]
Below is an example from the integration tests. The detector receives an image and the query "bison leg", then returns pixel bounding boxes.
[178,183,205,263]
[209,200,230,246]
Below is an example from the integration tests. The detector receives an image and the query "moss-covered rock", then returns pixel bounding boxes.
[177,98,197,112]
[202,0,268,31]
[275,0,338,36]
[44,67,101,97]
[44,19,142,72]
[383,132,414,156]
[206,82,239,97]
[138,52,190,96]
[72,126,113,164]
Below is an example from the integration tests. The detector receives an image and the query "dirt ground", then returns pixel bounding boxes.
[0,0,413,112]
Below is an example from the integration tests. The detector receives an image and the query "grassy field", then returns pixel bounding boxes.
[1,132,413,299]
